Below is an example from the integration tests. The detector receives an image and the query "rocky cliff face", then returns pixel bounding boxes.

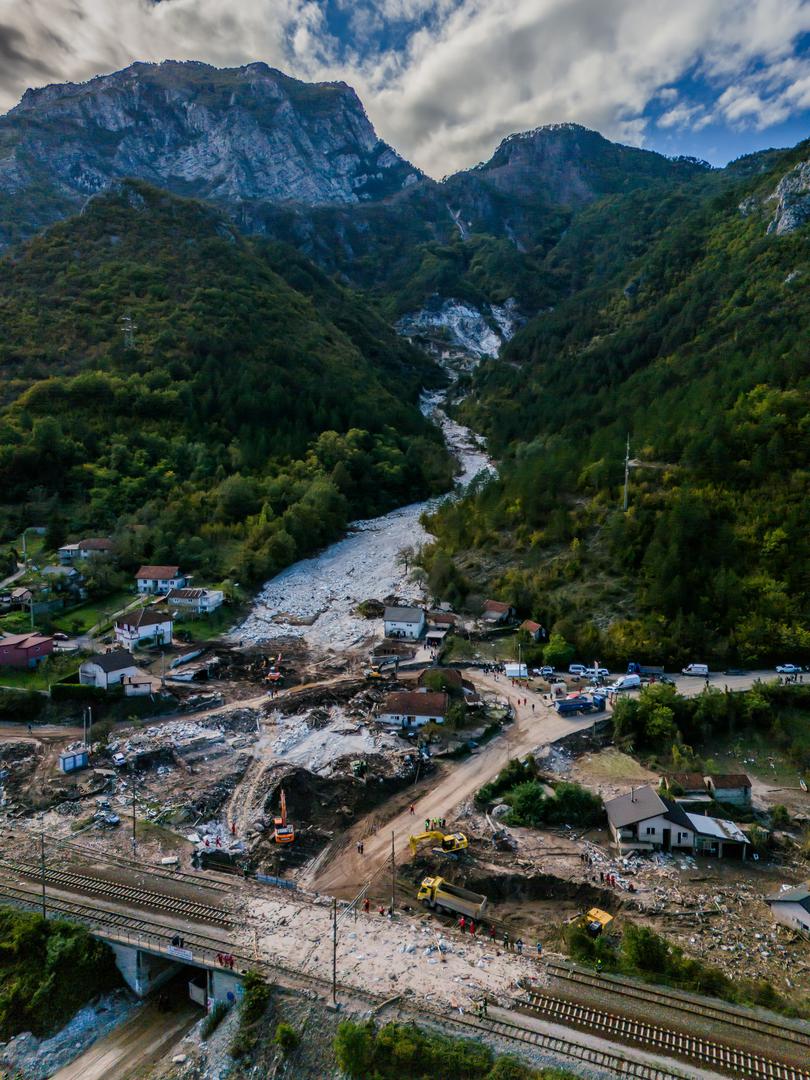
[0,60,420,238]
[767,159,810,235]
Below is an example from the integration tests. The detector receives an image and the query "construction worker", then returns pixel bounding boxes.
[503,931,510,950]
[363,897,370,914]
[425,818,430,831]
[409,804,415,815]
[489,925,497,941]
[469,919,476,936]
[536,941,542,957]
[481,997,488,1019]
[516,938,524,955]
[459,915,466,932]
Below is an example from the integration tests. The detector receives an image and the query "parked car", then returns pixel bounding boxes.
[568,663,588,676]
[52,631,69,641]
[776,663,801,674]
[682,663,709,676]
[723,668,748,676]
[532,665,555,677]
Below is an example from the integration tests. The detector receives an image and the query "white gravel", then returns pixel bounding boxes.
[268,705,402,774]
[235,398,493,652]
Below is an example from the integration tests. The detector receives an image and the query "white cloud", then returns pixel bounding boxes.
[0,0,808,175]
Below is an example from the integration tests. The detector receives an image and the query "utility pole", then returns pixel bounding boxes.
[40,832,46,918]
[332,897,337,1006]
[120,312,137,349]
[391,831,396,915]
[623,433,631,513]
[131,772,137,857]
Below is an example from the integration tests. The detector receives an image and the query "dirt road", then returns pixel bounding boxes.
[303,671,600,895]
[50,1000,201,1080]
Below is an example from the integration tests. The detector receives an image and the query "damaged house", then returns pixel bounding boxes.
[376,691,448,731]
[606,785,749,859]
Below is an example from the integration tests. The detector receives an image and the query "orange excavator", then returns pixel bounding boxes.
[273,788,295,844]
[265,653,283,686]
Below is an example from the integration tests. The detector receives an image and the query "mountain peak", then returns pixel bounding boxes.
[0,60,421,245]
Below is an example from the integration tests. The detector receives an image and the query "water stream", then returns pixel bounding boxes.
[235,392,494,652]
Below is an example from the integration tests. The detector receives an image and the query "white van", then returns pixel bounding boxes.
[568,663,588,676]
[610,673,641,691]
[682,663,709,677]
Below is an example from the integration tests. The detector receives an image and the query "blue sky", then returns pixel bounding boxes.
[1,1,809,174]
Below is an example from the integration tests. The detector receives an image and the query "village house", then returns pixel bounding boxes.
[605,785,749,859]
[481,599,514,625]
[383,606,426,640]
[79,650,138,690]
[661,772,708,798]
[164,587,224,614]
[9,586,33,607]
[0,632,54,668]
[416,667,481,705]
[766,882,810,933]
[42,565,83,591]
[58,538,114,563]
[704,773,752,806]
[115,607,173,649]
[135,565,187,595]
[519,619,544,642]
[377,690,448,730]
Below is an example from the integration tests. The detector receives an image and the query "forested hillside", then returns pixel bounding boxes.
[423,141,810,666]
[0,182,453,583]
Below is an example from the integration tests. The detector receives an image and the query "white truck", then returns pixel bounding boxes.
[682,663,709,676]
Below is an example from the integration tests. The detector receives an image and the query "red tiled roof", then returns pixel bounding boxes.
[520,620,542,633]
[380,691,448,717]
[664,772,706,791]
[136,565,181,579]
[484,599,510,613]
[79,538,113,551]
[706,773,751,789]
[0,633,53,649]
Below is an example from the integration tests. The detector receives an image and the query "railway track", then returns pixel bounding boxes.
[454,1012,695,1080]
[547,961,810,1053]
[0,856,233,928]
[519,991,810,1080]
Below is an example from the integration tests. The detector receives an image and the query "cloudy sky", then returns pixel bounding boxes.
[1,0,809,175]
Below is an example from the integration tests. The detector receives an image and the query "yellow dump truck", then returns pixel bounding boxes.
[417,876,488,919]
[582,907,613,936]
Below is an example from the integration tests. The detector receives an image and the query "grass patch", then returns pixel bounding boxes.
[0,652,81,691]
[443,632,518,664]
[566,920,809,1019]
[334,1020,577,1079]
[51,591,138,635]
[173,605,240,643]
[0,907,121,1039]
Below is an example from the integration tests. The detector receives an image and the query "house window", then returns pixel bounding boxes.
[645,826,656,835]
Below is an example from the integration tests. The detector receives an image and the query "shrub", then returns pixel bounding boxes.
[201,1000,229,1039]
[506,780,604,829]
[0,908,121,1039]
[229,970,271,1060]
[274,1021,299,1055]
[770,804,791,827]
[476,756,536,806]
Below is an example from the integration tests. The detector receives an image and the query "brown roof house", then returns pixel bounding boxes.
[115,607,173,648]
[519,620,544,642]
[135,565,187,595]
[704,773,752,807]
[377,691,448,731]
[482,600,514,625]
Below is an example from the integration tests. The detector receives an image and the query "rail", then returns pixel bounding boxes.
[0,856,233,927]
[519,991,810,1080]
[547,961,810,1052]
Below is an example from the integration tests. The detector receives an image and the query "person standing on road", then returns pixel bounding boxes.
[409,804,415,815]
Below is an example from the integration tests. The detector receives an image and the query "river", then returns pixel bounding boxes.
[235,393,493,652]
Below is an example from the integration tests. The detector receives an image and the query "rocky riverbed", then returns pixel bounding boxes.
[234,396,493,652]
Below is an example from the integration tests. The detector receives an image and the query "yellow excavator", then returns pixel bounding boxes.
[273,788,295,845]
[408,831,468,857]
